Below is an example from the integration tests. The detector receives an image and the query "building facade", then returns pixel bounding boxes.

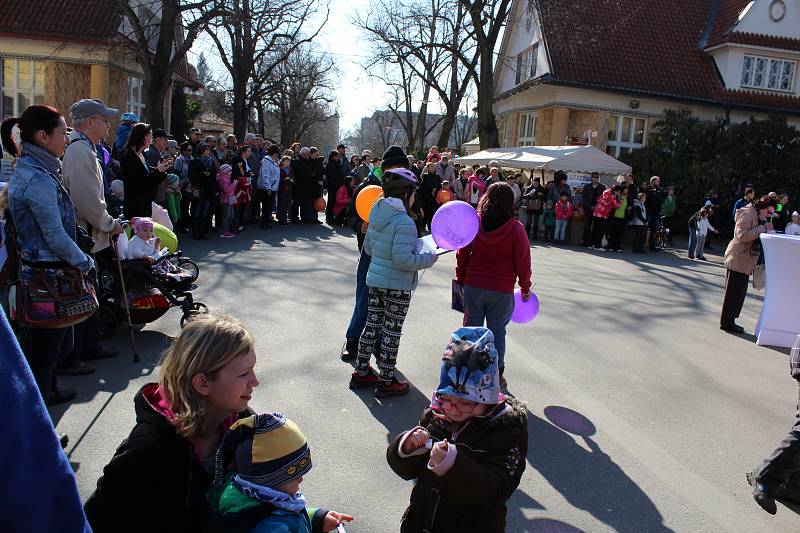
[494,0,800,159]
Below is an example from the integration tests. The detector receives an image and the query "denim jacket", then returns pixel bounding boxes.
[7,144,93,272]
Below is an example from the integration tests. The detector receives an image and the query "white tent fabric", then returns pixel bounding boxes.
[454,145,632,175]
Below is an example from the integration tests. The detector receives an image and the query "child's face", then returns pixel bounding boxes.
[135,225,154,240]
[276,476,303,495]
[793,214,799,224]
[560,195,567,202]
[438,395,489,423]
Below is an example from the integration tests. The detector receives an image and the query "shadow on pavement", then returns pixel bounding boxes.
[526,407,673,533]
[739,332,791,355]
[50,328,171,428]
[351,375,431,444]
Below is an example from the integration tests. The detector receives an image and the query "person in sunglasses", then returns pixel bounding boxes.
[387,327,528,533]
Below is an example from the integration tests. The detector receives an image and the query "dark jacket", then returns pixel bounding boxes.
[581,182,606,214]
[645,185,666,216]
[120,149,166,219]
[291,157,317,196]
[387,397,528,533]
[421,172,443,208]
[84,384,219,533]
[324,159,345,193]
[189,158,217,196]
[346,173,382,250]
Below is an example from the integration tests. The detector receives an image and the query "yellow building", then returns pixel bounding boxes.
[0,1,197,135]
[494,0,800,157]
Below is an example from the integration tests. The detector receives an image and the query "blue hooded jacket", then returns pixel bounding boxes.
[363,197,436,291]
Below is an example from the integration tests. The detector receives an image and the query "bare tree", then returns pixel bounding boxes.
[459,0,512,149]
[114,0,227,129]
[205,0,328,139]
[263,46,337,147]
[357,0,476,154]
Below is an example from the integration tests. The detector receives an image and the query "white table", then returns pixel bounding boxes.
[754,233,800,347]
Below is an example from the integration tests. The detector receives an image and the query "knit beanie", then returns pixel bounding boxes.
[381,145,409,171]
[218,164,232,178]
[435,327,501,405]
[215,413,312,490]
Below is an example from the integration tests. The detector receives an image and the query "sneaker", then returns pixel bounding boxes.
[747,470,777,515]
[375,377,410,398]
[341,338,359,362]
[349,367,379,389]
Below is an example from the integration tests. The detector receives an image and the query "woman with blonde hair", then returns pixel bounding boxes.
[84,314,260,533]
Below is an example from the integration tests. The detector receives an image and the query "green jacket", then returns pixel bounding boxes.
[661,195,676,217]
[544,208,556,225]
[205,474,328,533]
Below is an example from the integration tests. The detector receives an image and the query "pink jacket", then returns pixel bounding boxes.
[555,200,573,220]
[333,185,351,215]
[216,170,236,205]
[593,189,620,219]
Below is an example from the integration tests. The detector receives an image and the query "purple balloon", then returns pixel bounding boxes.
[431,200,479,250]
[511,288,539,324]
[101,146,110,166]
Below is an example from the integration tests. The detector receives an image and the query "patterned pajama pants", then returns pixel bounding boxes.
[356,287,413,382]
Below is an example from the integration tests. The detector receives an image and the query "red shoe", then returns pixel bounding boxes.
[349,367,379,389]
[375,377,410,398]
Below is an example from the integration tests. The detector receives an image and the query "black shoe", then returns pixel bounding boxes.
[720,323,745,334]
[341,338,359,362]
[49,388,77,406]
[59,433,69,449]
[84,347,117,360]
[747,470,777,515]
[56,360,95,376]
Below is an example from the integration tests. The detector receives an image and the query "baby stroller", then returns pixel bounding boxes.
[96,231,206,339]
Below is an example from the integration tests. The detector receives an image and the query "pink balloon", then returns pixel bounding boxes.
[511,289,539,324]
[431,200,479,250]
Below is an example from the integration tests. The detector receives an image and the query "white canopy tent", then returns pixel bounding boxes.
[454,145,632,176]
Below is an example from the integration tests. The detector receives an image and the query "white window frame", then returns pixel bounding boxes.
[518,112,536,146]
[741,55,795,92]
[514,44,539,86]
[127,77,146,118]
[607,115,646,158]
[1,59,44,120]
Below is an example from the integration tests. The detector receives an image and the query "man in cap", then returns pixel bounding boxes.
[355,150,373,183]
[337,143,350,176]
[145,129,171,205]
[61,99,124,368]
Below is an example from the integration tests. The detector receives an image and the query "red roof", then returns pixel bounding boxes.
[528,0,800,114]
[705,0,752,48]
[0,0,122,44]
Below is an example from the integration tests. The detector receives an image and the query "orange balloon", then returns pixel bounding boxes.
[437,190,453,204]
[314,197,326,211]
[356,185,383,220]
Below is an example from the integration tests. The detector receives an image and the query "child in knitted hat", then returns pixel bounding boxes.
[165,173,182,225]
[127,217,162,263]
[387,327,528,533]
[206,413,353,533]
[216,164,236,238]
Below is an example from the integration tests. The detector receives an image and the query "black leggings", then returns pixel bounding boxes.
[357,287,413,382]
[20,325,74,403]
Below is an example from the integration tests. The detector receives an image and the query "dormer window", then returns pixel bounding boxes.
[515,44,539,85]
[741,55,795,92]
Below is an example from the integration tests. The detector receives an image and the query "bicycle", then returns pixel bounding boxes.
[653,216,671,249]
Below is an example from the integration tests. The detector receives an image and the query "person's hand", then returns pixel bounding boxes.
[155,237,161,249]
[401,427,430,455]
[147,256,156,264]
[764,223,774,232]
[429,439,449,467]
[157,161,170,173]
[323,511,353,532]
[521,289,531,302]
[360,221,369,234]
[111,219,124,235]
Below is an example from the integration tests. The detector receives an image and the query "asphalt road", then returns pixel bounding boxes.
[55,221,798,532]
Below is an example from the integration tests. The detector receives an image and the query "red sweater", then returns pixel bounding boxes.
[455,217,532,294]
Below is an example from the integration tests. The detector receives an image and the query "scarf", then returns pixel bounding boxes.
[232,475,307,513]
[21,142,62,178]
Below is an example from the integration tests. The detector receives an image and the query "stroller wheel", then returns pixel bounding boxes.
[98,305,118,340]
[178,259,199,283]
[180,302,209,328]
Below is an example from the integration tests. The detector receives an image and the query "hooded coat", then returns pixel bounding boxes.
[364,197,437,291]
[592,188,620,219]
[84,384,244,533]
[387,397,528,533]
[455,216,531,294]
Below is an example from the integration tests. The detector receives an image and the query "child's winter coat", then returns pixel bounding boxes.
[333,185,351,216]
[364,197,437,291]
[593,188,621,219]
[217,169,237,206]
[543,206,556,227]
[235,176,252,208]
[165,174,182,223]
[387,398,528,533]
[555,199,573,221]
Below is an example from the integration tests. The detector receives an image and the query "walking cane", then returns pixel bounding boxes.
[111,233,139,363]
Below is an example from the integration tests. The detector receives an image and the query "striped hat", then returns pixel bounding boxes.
[215,413,312,489]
